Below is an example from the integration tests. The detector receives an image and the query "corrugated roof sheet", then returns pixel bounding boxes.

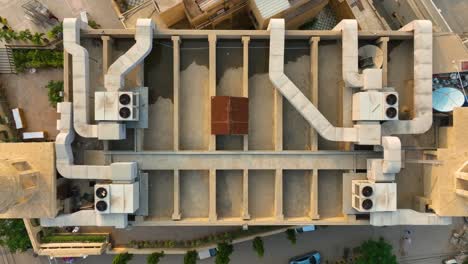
[254,0,291,19]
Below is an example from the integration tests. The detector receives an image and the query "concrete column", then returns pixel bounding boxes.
[309,169,320,219]
[209,169,217,221]
[309,37,320,151]
[172,36,181,151]
[274,87,283,151]
[208,34,217,151]
[242,169,250,220]
[377,37,389,87]
[274,169,283,220]
[242,36,250,151]
[172,170,181,220]
[101,36,113,73]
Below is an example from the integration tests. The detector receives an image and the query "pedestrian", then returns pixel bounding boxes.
[400,229,412,256]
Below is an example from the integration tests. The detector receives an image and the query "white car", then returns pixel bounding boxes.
[198,248,217,260]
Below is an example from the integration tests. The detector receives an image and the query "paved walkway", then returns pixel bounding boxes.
[0,0,123,33]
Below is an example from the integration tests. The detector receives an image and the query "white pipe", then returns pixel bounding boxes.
[268,19,359,143]
[382,20,433,135]
[63,18,98,138]
[333,20,363,88]
[104,19,154,91]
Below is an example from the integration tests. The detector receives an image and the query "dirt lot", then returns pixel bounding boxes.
[2,69,62,140]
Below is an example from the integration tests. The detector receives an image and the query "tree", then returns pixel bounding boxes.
[0,219,31,252]
[215,242,233,264]
[286,229,296,245]
[184,250,197,264]
[112,252,133,264]
[252,236,264,258]
[147,251,164,264]
[354,237,397,264]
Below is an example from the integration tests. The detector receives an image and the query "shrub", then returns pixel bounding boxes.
[31,32,45,45]
[286,229,296,245]
[0,219,31,252]
[40,234,107,243]
[147,251,164,264]
[113,252,133,264]
[47,23,63,39]
[88,20,101,29]
[252,237,264,258]
[184,250,197,264]
[13,49,63,72]
[354,237,397,264]
[215,242,233,264]
[46,80,63,107]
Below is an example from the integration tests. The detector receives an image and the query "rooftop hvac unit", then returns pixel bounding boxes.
[94,185,110,214]
[118,92,139,121]
[95,91,140,121]
[352,91,399,121]
[94,182,140,214]
[351,180,396,212]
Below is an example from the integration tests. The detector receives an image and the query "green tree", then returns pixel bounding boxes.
[215,242,233,264]
[112,252,133,264]
[46,80,64,107]
[252,236,264,258]
[354,237,397,264]
[0,219,32,252]
[184,250,197,264]
[286,229,296,245]
[147,251,164,264]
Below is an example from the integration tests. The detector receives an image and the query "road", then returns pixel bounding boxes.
[432,0,468,35]
[48,221,463,264]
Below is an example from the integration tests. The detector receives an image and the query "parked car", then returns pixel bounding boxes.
[295,225,316,233]
[290,251,321,264]
[198,248,217,260]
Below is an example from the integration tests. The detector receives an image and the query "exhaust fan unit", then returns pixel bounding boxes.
[94,184,110,214]
[95,91,140,121]
[351,180,397,212]
[352,91,399,121]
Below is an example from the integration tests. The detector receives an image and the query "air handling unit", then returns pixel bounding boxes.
[352,91,399,121]
[95,91,140,121]
[352,180,397,212]
[94,183,140,214]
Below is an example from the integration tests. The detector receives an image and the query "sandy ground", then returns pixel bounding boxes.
[180,170,209,218]
[249,170,275,218]
[216,170,243,218]
[148,170,174,220]
[1,69,61,139]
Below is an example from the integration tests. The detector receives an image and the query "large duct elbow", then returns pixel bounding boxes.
[104,19,154,91]
[55,103,137,181]
[268,19,359,143]
[63,18,98,138]
[333,20,363,88]
[382,20,433,135]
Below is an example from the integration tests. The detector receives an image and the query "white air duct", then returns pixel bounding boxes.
[381,20,433,135]
[104,19,154,91]
[333,20,363,88]
[268,19,359,143]
[63,18,99,138]
[55,102,137,181]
